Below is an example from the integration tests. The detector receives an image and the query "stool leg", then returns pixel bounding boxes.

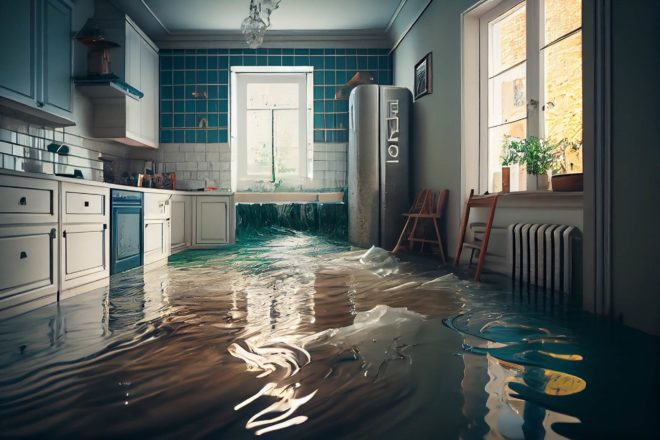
[454,204,471,267]
[432,217,447,263]
[474,197,498,281]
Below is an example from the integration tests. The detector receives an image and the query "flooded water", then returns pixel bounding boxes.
[0,229,658,439]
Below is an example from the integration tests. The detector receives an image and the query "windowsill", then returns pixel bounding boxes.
[235,191,344,204]
[493,190,583,209]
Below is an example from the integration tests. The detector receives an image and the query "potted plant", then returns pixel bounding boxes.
[552,139,583,191]
[500,141,518,193]
[502,136,559,191]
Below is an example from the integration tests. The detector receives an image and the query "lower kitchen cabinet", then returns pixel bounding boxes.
[193,195,234,246]
[0,225,58,317]
[60,222,109,295]
[144,218,170,266]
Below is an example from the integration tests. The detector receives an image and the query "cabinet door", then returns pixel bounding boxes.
[61,223,109,291]
[144,219,169,265]
[125,22,141,137]
[0,0,37,105]
[0,225,58,318]
[171,195,191,252]
[195,197,228,245]
[139,38,159,147]
[42,0,72,114]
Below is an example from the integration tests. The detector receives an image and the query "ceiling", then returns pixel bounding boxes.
[110,0,406,41]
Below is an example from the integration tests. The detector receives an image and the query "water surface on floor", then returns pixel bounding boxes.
[1,230,658,439]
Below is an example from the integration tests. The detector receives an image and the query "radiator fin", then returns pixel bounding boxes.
[508,223,581,294]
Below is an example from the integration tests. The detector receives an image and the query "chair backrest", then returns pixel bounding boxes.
[433,189,449,217]
[410,188,432,214]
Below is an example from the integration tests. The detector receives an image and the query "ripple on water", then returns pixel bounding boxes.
[0,230,658,439]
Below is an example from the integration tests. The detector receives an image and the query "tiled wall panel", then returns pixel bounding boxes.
[159,48,393,144]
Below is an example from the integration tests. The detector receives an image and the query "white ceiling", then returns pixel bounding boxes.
[111,0,405,37]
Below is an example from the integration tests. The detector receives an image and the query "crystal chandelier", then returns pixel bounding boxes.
[241,0,281,49]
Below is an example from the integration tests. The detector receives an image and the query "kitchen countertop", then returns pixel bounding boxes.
[0,169,233,196]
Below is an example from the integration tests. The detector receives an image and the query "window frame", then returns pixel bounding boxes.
[230,66,314,191]
[476,0,582,193]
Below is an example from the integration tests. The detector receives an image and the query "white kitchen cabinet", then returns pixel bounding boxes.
[0,0,74,126]
[144,192,171,266]
[171,195,192,253]
[0,174,59,318]
[85,15,159,148]
[193,195,235,247]
[60,182,109,296]
[0,225,58,318]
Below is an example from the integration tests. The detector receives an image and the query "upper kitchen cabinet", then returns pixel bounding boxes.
[77,13,159,148]
[0,0,74,126]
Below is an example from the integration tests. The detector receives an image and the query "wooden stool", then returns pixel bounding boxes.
[454,189,499,280]
[392,189,448,263]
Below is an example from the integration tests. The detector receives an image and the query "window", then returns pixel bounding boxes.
[231,68,313,190]
[479,0,582,192]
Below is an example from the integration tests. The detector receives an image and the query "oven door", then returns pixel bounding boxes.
[111,205,143,274]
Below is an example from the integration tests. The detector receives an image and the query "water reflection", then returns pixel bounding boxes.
[0,231,658,439]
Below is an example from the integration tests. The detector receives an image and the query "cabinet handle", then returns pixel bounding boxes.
[84,201,90,207]
[37,101,44,108]
[103,223,107,230]
[20,251,28,259]
[19,196,27,206]
[63,230,67,238]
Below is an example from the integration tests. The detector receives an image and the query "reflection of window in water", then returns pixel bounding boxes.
[513,78,524,107]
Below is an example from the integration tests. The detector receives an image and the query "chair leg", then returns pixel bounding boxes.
[392,217,413,254]
[432,218,447,264]
[408,217,420,252]
[468,248,476,266]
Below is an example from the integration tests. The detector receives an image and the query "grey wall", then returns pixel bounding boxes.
[392,0,478,256]
[609,0,660,335]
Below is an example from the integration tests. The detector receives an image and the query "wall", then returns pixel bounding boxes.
[392,0,478,256]
[0,0,155,182]
[608,0,660,335]
[158,48,392,190]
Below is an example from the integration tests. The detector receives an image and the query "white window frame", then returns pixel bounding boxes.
[230,66,314,191]
[463,0,581,194]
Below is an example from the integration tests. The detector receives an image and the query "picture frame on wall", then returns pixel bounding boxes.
[414,52,433,100]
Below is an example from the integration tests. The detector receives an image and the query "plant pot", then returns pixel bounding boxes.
[552,173,583,192]
[526,173,550,191]
[501,167,510,193]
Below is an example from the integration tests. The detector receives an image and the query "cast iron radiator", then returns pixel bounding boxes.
[508,224,582,294]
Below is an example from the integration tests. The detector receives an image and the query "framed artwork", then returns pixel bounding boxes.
[414,52,433,100]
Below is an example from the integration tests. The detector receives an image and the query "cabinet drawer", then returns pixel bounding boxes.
[144,193,171,220]
[61,182,108,223]
[0,225,58,316]
[0,174,58,224]
[66,191,104,215]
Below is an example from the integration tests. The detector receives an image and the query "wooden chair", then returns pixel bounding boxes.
[454,189,499,280]
[392,189,448,263]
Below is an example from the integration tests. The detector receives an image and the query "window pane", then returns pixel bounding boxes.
[489,2,526,76]
[246,110,272,176]
[544,0,581,45]
[488,62,526,127]
[544,31,582,173]
[274,109,299,175]
[488,120,527,192]
[247,83,299,109]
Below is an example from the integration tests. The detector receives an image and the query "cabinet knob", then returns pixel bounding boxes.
[20,251,27,259]
[19,196,27,206]
[84,201,90,207]
[37,101,44,108]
